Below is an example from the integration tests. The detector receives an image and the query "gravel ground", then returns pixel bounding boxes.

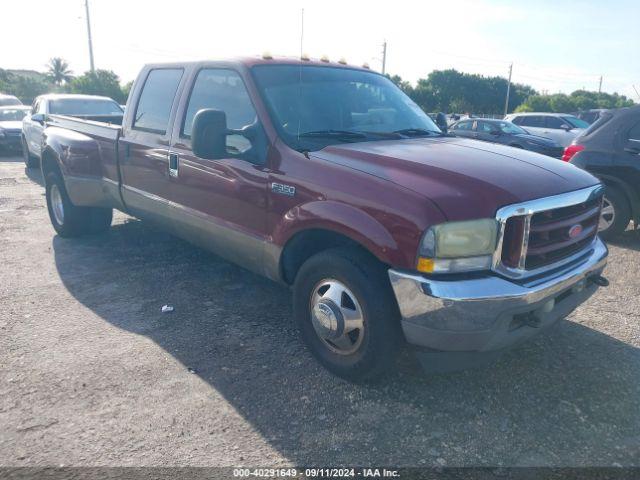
[0,155,639,468]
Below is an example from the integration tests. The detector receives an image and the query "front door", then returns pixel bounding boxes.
[167,67,271,271]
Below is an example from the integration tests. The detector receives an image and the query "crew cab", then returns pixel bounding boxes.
[22,94,123,167]
[37,57,609,381]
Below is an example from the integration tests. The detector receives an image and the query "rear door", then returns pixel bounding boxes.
[451,120,475,139]
[518,115,546,138]
[167,67,271,268]
[617,118,640,192]
[476,120,497,143]
[119,67,185,221]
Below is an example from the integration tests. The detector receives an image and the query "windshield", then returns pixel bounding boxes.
[251,65,441,151]
[562,116,589,129]
[497,121,527,135]
[0,107,29,121]
[49,99,124,116]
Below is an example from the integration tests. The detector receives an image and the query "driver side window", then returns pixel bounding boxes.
[183,69,258,154]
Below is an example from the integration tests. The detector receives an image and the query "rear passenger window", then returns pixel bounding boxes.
[133,68,183,134]
[628,121,640,141]
[182,69,257,137]
[520,116,544,128]
[455,120,473,131]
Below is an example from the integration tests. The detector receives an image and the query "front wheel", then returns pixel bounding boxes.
[598,186,631,240]
[46,171,112,237]
[293,247,403,382]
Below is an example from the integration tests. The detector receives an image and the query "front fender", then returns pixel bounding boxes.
[272,200,406,267]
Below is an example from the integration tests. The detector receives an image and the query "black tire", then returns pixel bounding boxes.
[45,171,112,237]
[293,246,403,382]
[599,186,631,240]
[22,137,39,168]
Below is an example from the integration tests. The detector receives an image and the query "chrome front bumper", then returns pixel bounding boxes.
[388,238,608,352]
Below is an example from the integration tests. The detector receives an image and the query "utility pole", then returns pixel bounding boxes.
[381,41,387,75]
[633,85,640,102]
[503,63,513,117]
[84,0,95,71]
[300,8,304,56]
[598,76,603,94]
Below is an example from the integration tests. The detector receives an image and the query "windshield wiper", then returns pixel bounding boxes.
[298,129,367,140]
[392,128,442,137]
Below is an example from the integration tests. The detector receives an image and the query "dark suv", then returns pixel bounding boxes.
[564,105,640,239]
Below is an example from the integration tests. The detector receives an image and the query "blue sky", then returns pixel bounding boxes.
[4,0,639,100]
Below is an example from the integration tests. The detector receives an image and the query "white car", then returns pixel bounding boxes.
[22,94,123,167]
[503,112,589,148]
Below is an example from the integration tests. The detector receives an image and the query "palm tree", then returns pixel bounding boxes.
[46,58,73,86]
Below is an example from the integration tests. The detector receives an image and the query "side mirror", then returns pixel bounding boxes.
[560,124,572,131]
[490,129,501,136]
[31,113,45,124]
[192,109,228,160]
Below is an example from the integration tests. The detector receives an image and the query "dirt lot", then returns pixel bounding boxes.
[1,155,639,468]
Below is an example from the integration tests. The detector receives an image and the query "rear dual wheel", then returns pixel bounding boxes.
[45,171,112,237]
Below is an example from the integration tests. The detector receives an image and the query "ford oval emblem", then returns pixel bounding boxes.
[568,224,583,239]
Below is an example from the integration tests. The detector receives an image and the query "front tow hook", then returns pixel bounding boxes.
[589,274,609,287]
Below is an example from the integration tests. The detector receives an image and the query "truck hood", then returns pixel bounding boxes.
[313,136,600,221]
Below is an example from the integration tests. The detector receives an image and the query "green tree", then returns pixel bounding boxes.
[67,70,127,103]
[390,69,537,114]
[516,90,635,113]
[46,57,73,86]
[121,80,134,101]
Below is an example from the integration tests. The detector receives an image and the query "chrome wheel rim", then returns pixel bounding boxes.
[599,196,615,231]
[50,184,64,225]
[309,279,365,355]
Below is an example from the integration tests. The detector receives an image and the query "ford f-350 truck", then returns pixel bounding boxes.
[38,57,608,381]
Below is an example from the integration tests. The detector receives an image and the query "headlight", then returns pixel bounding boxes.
[417,219,498,273]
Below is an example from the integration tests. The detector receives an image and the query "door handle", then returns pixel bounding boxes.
[169,153,179,177]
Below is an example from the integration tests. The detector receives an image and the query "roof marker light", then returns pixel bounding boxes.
[338,57,347,65]
[262,51,273,60]
[320,55,330,63]
[301,53,310,61]
[362,62,370,69]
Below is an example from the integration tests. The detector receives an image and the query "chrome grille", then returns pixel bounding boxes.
[526,198,600,269]
[493,185,604,279]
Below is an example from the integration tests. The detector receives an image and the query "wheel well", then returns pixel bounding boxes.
[600,177,638,220]
[40,148,61,180]
[280,229,375,285]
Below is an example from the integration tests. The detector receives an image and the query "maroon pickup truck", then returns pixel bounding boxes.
[38,57,609,381]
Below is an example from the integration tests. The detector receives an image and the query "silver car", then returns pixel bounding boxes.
[504,112,589,148]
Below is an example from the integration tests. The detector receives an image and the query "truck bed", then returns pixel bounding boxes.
[44,114,125,211]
